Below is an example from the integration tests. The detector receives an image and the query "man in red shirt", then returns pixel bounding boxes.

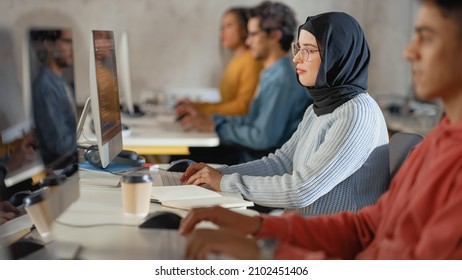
[179,0,462,260]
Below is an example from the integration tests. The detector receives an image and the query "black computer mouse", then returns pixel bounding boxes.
[166,159,196,172]
[139,211,182,230]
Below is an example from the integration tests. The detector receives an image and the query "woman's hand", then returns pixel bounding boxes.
[181,164,223,191]
[179,206,262,236]
[184,228,260,260]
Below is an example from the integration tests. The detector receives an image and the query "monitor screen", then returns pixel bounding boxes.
[0,29,44,192]
[89,30,123,168]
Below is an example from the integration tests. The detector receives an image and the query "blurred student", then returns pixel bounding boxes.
[175,7,262,116]
[0,132,38,200]
[182,11,389,215]
[0,201,19,225]
[180,0,462,259]
[176,1,312,164]
[31,29,77,166]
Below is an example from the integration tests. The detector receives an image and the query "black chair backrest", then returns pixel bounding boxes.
[389,132,424,178]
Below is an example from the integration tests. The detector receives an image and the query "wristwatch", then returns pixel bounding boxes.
[257,239,279,260]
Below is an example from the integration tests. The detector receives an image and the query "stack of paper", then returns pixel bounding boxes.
[78,162,122,188]
[151,185,254,210]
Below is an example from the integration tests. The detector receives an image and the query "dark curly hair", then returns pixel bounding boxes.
[29,29,62,43]
[248,1,297,52]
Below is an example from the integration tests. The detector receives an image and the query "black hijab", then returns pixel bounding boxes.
[298,12,370,116]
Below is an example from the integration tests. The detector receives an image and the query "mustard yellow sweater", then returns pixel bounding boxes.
[195,50,262,116]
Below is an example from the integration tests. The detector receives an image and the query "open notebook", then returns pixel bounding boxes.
[151,185,254,211]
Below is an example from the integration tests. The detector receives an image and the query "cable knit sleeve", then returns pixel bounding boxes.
[220,95,387,209]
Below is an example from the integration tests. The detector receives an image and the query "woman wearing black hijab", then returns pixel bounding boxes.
[182,12,389,216]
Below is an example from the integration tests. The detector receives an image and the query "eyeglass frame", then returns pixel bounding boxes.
[291,42,320,62]
[247,28,277,39]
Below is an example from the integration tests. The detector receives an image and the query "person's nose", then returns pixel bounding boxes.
[403,37,418,62]
[292,51,302,64]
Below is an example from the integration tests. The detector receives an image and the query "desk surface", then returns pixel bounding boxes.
[122,113,219,147]
[28,169,256,259]
[52,187,188,259]
[79,112,219,155]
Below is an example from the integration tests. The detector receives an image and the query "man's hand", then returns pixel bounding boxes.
[184,228,260,259]
[179,206,262,236]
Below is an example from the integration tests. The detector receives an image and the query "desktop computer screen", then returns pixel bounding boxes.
[0,28,44,192]
[89,30,123,168]
[1,28,80,259]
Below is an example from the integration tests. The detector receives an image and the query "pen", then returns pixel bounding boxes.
[175,113,189,122]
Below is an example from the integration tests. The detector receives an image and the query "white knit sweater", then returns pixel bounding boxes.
[219,93,390,215]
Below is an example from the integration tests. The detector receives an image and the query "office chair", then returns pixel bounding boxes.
[389,132,424,179]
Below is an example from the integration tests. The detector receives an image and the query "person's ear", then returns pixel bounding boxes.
[270,29,283,42]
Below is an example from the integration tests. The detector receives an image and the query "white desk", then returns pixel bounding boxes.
[79,112,219,155]
[50,187,188,260]
[121,113,219,155]
[3,169,256,260]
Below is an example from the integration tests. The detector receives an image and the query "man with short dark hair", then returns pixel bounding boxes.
[31,29,77,166]
[176,1,312,164]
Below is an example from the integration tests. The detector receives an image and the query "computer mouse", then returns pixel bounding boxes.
[139,211,182,230]
[166,159,196,172]
[8,191,32,207]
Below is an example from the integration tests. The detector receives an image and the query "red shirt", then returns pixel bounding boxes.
[258,117,462,259]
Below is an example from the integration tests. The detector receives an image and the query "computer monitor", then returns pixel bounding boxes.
[0,28,45,191]
[1,28,79,259]
[117,31,143,117]
[89,30,123,168]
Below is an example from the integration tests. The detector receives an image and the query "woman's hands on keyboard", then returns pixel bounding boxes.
[181,163,223,191]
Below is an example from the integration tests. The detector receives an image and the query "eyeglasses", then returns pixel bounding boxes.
[291,42,320,62]
[247,30,265,38]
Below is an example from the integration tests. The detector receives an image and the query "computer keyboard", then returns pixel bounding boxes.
[159,170,183,186]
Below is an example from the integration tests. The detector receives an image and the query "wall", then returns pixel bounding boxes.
[0,0,417,104]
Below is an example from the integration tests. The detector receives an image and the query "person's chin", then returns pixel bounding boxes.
[414,87,434,102]
[299,77,312,87]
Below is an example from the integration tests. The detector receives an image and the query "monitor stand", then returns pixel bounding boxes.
[76,97,131,140]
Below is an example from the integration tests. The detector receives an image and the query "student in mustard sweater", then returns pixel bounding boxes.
[175,7,262,117]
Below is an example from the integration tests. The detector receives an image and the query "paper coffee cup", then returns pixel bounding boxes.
[121,173,152,216]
